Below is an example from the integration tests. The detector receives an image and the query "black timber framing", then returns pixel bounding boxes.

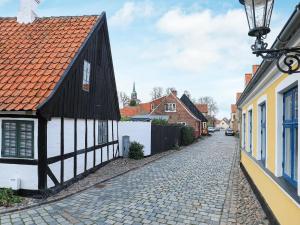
[106,120,109,160]
[60,117,64,184]
[93,119,96,167]
[84,118,88,172]
[74,118,77,178]
[112,120,114,158]
[38,116,47,190]
[0,158,38,165]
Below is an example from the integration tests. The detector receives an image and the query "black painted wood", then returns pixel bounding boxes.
[60,117,64,184]
[84,118,87,171]
[47,141,118,164]
[37,117,47,190]
[47,166,59,186]
[74,118,77,178]
[0,158,38,165]
[106,120,109,160]
[112,120,114,158]
[93,119,96,167]
[37,14,121,122]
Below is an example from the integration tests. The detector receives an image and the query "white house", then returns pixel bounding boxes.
[0,1,120,194]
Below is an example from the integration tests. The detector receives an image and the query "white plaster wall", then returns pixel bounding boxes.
[77,119,85,150]
[48,161,60,188]
[64,118,74,154]
[0,118,38,190]
[118,121,151,156]
[47,118,60,157]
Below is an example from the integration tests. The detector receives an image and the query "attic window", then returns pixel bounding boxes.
[82,60,91,92]
[165,103,176,112]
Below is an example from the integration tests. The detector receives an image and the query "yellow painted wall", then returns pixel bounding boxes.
[241,152,300,225]
[241,73,300,224]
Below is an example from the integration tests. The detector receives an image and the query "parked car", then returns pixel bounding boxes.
[225,128,234,136]
[215,127,220,131]
[208,127,215,133]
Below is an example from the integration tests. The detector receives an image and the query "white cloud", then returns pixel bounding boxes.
[109,1,154,27]
[152,8,256,74]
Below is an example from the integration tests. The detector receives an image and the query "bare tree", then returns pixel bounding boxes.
[119,92,130,107]
[183,90,191,99]
[198,96,218,116]
[166,87,176,95]
[150,87,164,100]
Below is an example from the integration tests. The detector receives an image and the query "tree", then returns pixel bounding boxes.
[129,99,137,106]
[166,87,176,95]
[150,87,164,100]
[183,90,191,99]
[119,92,130,107]
[198,96,218,116]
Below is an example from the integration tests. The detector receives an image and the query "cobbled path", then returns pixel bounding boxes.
[0,132,255,225]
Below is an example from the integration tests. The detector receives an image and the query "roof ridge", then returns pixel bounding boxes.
[0,14,101,20]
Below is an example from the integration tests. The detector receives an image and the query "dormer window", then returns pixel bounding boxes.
[165,103,176,112]
[82,60,91,92]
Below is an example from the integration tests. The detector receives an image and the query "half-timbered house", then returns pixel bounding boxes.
[0,6,120,194]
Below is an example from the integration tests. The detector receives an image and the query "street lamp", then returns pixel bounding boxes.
[239,0,300,74]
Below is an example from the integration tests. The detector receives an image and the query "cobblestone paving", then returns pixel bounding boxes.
[0,132,267,225]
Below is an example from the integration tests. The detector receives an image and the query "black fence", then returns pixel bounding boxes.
[151,124,182,155]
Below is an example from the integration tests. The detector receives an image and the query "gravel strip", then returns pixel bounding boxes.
[0,148,178,214]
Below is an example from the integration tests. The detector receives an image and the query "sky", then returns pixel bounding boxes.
[0,0,299,118]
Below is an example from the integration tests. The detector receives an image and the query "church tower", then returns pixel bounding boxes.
[131,82,137,101]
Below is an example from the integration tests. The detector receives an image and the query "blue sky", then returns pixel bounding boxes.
[0,0,299,118]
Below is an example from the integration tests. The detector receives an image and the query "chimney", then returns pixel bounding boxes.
[171,89,177,96]
[245,73,252,87]
[252,65,260,75]
[17,0,40,24]
[236,92,242,103]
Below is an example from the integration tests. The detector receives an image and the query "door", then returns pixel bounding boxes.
[260,103,266,165]
[283,87,298,187]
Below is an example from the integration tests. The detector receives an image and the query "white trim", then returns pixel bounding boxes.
[275,75,299,196]
[247,105,253,155]
[243,152,300,208]
[256,95,268,168]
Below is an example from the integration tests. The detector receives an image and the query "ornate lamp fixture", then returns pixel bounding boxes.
[239,0,300,74]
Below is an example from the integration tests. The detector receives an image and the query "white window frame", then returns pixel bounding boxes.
[275,75,300,196]
[257,95,268,167]
[165,103,176,112]
[242,111,246,149]
[82,60,91,92]
[247,105,253,155]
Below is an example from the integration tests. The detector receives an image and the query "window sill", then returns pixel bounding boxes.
[165,111,176,113]
[241,149,300,204]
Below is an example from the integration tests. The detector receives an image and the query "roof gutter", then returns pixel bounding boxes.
[237,3,300,107]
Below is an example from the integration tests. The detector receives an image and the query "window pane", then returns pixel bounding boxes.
[285,94,293,120]
[2,122,17,157]
[284,128,292,177]
[19,123,33,158]
[295,89,298,120]
[293,127,298,182]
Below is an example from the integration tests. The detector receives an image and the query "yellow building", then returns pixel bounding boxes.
[237,6,300,225]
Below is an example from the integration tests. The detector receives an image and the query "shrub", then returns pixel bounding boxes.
[128,141,144,160]
[0,188,22,207]
[181,126,195,146]
[151,119,168,126]
[129,100,137,106]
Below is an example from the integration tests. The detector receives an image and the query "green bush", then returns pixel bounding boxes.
[151,119,168,125]
[0,188,22,207]
[181,126,195,146]
[128,141,144,160]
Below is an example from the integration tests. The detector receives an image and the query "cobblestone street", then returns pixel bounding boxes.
[0,132,268,225]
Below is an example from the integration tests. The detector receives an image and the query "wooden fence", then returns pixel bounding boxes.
[151,124,182,155]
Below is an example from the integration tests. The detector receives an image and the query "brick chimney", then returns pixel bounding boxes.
[245,73,252,87]
[236,92,242,103]
[171,89,177,96]
[17,0,40,24]
[252,65,260,75]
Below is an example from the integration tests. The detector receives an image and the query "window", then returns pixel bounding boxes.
[165,103,176,112]
[283,87,298,187]
[2,120,34,158]
[177,122,187,126]
[260,103,267,166]
[248,110,253,153]
[242,113,246,148]
[82,60,91,92]
[98,120,108,144]
[151,104,154,111]
[203,122,207,129]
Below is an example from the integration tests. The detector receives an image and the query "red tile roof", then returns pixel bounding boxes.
[195,104,208,113]
[120,103,152,117]
[0,16,99,111]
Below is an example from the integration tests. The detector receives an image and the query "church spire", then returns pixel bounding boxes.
[131,82,137,101]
